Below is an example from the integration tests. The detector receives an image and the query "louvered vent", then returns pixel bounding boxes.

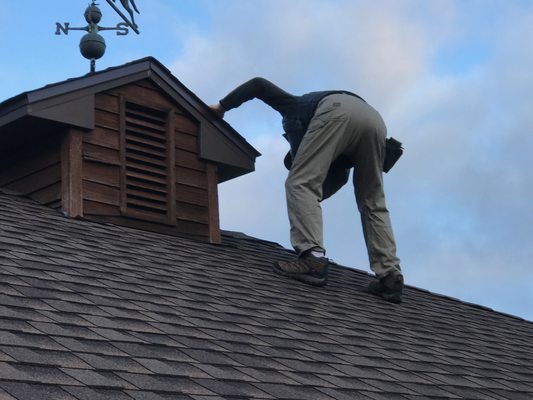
[123,101,170,221]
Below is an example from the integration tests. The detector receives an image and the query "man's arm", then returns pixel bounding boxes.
[216,77,295,115]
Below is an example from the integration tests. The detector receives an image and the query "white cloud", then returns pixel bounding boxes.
[170,0,454,104]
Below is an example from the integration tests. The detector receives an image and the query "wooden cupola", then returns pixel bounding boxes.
[0,57,259,243]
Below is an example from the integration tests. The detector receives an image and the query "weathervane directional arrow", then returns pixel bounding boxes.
[105,0,140,34]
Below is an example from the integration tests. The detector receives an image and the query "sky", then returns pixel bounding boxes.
[0,0,532,322]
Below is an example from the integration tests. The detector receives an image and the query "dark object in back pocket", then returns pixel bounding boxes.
[383,137,403,173]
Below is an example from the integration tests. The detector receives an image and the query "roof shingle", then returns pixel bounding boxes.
[0,189,532,399]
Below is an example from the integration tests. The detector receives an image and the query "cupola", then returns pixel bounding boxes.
[0,57,259,243]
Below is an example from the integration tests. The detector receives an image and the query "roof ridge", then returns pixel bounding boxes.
[0,56,159,107]
[324,258,533,325]
[224,225,532,324]
[221,230,286,249]
[406,284,532,324]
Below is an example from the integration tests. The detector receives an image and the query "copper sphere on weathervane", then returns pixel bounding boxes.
[79,32,106,60]
[84,4,103,24]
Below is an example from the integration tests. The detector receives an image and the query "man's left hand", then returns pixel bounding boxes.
[210,103,225,118]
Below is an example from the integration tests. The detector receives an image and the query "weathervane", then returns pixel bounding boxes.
[55,1,141,74]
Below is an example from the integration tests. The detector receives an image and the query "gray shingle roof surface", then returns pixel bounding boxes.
[0,189,532,400]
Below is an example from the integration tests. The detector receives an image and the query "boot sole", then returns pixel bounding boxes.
[368,287,402,304]
[381,292,402,304]
[368,275,403,304]
[272,264,328,287]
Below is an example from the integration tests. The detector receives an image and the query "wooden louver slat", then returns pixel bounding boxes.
[125,141,166,157]
[124,102,169,218]
[125,125,167,143]
[125,170,167,186]
[126,160,167,178]
[125,117,167,133]
[125,152,166,168]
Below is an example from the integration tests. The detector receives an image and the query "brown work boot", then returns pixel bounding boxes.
[273,252,329,287]
[368,270,404,303]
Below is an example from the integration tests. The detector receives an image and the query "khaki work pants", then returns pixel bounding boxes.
[286,94,401,277]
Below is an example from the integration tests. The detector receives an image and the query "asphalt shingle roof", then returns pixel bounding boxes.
[0,188,532,399]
